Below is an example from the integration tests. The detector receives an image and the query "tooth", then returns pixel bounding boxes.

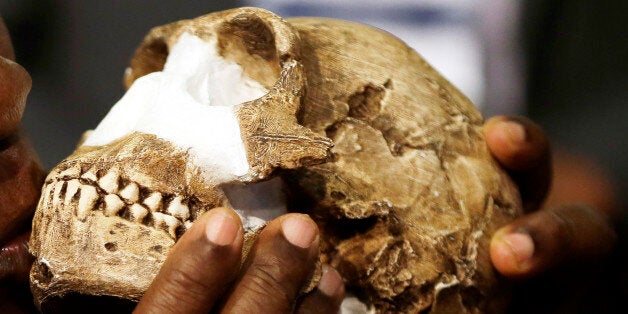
[165,196,190,221]
[142,192,162,212]
[64,179,81,205]
[104,194,125,216]
[80,167,99,182]
[41,182,56,209]
[152,212,181,238]
[77,185,99,219]
[99,169,120,193]
[59,164,81,178]
[119,182,140,203]
[129,204,148,222]
[184,220,194,230]
[53,181,66,206]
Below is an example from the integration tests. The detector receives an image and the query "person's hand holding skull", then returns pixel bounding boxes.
[0,12,618,313]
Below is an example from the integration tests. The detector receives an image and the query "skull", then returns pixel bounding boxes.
[29,7,521,313]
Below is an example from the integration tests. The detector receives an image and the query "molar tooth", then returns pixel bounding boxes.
[104,194,125,216]
[64,179,81,205]
[119,182,140,203]
[53,181,66,206]
[129,204,148,222]
[80,167,99,182]
[59,164,81,178]
[77,185,99,219]
[99,169,120,193]
[165,196,190,221]
[152,212,181,238]
[143,192,162,212]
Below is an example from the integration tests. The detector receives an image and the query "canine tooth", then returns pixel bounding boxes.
[80,167,99,182]
[59,164,81,178]
[77,185,98,219]
[104,194,125,216]
[165,196,190,221]
[152,212,181,238]
[64,179,81,205]
[53,181,65,206]
[99,169,120,193]
[119,182,140,202]
[143,192,162,212]
[41,183,55,209]
[129,204,148,222]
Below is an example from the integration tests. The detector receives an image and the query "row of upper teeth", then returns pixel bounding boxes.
[43,164,200,239]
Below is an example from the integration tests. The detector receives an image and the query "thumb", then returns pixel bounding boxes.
[490,205,616,279]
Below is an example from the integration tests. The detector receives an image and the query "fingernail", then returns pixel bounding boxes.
[281,214,318,249]
[499,120,527,145]
[205,210,240,246]
[318,265,344,297]
[502,231,535,267]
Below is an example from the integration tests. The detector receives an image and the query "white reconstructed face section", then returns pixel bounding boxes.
[83,33,287,228]
[84,32,268,183]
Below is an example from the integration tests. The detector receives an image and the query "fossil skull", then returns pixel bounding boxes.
[30,7,522,313]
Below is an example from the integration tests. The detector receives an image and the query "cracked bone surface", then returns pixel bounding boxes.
[29,7,522,313]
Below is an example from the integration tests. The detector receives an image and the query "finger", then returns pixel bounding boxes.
[297,265,345,314]
[547,149,620,219]
[490,205,616,279]
[135,207,244,313]
[483,116,551,211]
[220,213,320,313]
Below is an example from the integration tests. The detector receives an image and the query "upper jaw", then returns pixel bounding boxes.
[43,133,224,240]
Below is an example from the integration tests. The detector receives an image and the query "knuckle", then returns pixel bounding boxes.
[546,209,576,250]
[168,265,213,299]
[240,257,294,309]
[154,264,214,310]
[545,205,617,256]
[138,292,179,313]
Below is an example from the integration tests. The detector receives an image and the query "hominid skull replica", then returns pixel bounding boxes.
[30,7,522,313]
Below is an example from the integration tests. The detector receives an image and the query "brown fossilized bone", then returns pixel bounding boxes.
[29,7,522,313]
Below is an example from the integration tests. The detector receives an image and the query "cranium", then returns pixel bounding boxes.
[29,7,521,313]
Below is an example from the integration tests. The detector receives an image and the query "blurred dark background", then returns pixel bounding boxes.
[1,0,626,312]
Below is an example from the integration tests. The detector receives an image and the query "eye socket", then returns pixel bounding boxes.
[217,14,281,89]
[125,37,169,89]
[125,12,284,91]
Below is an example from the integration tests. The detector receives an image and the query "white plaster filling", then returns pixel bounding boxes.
[83,33,286,228]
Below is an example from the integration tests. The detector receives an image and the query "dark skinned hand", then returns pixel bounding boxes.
[484,116,616,278]
[484,116,618,313]
[135,209,345,313]
[0,18,44,251]
[0,17,46,314]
